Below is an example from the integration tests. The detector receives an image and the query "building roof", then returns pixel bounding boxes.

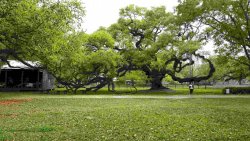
[1,60,40,69]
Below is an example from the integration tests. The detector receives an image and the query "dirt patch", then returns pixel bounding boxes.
[0,98,32,105]
[0,114,18,118]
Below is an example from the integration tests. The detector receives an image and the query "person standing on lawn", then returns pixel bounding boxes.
[189,84,194,94]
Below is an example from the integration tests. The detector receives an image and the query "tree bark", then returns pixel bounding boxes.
[148,72,168,90]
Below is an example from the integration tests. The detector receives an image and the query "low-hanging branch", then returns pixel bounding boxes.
[166,53,215,83]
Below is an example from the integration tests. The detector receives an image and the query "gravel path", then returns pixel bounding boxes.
[40,95,250,99]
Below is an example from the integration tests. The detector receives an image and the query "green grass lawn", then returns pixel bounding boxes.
[0,93,250,141]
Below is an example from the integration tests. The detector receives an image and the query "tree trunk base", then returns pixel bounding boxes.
[149,86,169,90]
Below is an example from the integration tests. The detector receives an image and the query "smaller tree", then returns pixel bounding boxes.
[213,56,250,85]
[0,0,84,66]
[118,70,149,90]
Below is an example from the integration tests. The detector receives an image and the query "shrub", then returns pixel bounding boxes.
[222,87,250,94]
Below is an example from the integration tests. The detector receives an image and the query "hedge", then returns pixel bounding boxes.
[222,87,250,94]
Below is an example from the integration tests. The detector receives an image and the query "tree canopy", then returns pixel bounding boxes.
[0,0,84,66]
[176,0,250,69]
[38,30,121,93]
[108,5,215,89]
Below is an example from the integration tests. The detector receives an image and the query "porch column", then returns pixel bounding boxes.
[21,70,24,88]
[37,70,40,88]
[4,70,7,88]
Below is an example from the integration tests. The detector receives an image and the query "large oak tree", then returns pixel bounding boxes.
[108,5,215,90]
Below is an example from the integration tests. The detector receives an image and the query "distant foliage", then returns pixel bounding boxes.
[223,87,250,94]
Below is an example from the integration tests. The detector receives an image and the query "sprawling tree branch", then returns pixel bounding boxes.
[166,53,215,83]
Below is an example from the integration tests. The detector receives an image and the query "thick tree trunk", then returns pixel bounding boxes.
[149,72,168,90]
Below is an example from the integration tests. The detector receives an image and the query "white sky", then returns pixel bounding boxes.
[81,0,179,33]
[80,0,213,54]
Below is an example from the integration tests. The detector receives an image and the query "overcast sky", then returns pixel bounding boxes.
[80,0,179,33]
[80,0,213,54]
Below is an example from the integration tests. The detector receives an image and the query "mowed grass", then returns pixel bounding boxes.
[0,93,250,141]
